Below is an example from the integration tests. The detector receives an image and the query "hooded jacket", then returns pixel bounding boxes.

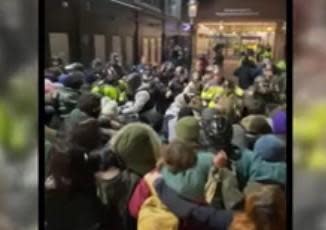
[254,134,286,162]
[110,122,161,176]
[231,146,286,190]
[161,152,214,201]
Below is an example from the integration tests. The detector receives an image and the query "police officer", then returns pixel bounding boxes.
[91,65,127,104]
[122,72,162,131]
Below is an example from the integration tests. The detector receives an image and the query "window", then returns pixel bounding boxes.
[157,38,162,64]
[94,34,106,61]
[49,33,70,63]
[165,0,181,18]
[142,38,149,64]
[112,35,122,62]
[125,36,134,66]
[150,38,156,65]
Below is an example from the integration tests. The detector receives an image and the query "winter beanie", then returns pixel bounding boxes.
[254,134,286,162]
[110,123,161,176]
[175,116,200,143]
[271,111,286,135]
[240,115,272,135]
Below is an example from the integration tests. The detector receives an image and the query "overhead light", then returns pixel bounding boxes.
[219,21,224,31]
[62,0,69,8]
[267,27,273,32]
[188,0,198,18]
[282,22,286,31]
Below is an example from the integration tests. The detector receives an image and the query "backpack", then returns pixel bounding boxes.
[96,169,140,230]
[137,171,179,230]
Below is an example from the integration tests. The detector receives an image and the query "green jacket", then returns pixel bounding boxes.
[57,87,80,117]
[161,152,214,201]
[63,108,90,133]
[231,147,286,190]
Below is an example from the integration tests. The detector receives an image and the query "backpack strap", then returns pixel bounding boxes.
[144,171,162,196]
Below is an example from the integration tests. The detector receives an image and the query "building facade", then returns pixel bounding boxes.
[193,0,286,61]
[45,0,186,67]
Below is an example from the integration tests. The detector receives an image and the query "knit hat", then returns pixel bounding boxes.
[110,123,161,176]
[240,115,272,135]
[271,111,286,135]
[243,95,265,115]
[254,134,286,162]
[175,116,200,143]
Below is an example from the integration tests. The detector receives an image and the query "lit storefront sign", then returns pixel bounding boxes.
[216,8,260,17]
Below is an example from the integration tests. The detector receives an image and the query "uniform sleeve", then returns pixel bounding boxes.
[122,91,150,114]
[128,178,151,218]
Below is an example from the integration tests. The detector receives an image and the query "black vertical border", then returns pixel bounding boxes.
[286,0,293,229]
[39,0,45,229]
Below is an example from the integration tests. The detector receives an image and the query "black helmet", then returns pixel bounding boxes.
[92,58,103,70]
[110,52,120,64]
[104,65,119,83]
[65,62,84,72]
[63,71,84,89]
[202,115,233,150]
[125,72,141,95]
[51,56,64,67]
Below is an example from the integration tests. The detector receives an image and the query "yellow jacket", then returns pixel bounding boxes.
[138,171,179,230]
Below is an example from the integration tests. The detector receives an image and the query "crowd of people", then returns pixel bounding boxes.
[44,47,287,230]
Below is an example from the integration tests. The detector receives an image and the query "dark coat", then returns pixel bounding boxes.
[154,178,234,230]
[234,66,256,90]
